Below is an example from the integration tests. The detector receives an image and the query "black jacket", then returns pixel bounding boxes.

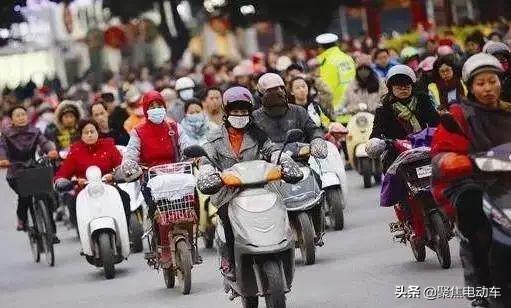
[370,92,440,140]
[253,104,324,145]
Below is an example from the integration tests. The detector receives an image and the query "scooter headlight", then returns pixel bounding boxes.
[475,157,511,172]
[356,115,369,128]
[87,183,105,199]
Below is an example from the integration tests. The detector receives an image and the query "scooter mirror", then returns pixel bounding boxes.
[183,145,208,159]
[285,129,304,144]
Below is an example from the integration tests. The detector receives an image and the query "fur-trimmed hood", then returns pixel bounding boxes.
[54,100,84,129]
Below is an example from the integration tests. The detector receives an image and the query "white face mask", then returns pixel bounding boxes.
[179,89,194,101]
[40,112,55,123]
[147,107,166,124]
[228,115,250,129]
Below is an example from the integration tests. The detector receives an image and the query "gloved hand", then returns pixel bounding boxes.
[54,178,73,192]
[120,160,143,182]
[366,138,386,159]
[197,165,223,195]
[438,153,472,180]
[280,155,303,184]
[310,138,328,159]
[0,159,10,168]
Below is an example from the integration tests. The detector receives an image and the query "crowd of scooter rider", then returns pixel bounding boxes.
[1,23,511,307]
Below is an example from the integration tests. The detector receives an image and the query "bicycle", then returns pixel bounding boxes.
[13,156,57,267]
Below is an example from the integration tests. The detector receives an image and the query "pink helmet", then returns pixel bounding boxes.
[257,73,285,93]
[329,123,348,134]
[418,56,437,72]
[222,86,254,111]
[437,45,454,56]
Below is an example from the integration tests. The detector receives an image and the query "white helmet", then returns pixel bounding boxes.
[257,73,285,94]
[482,41,511,55]
[386,64,417,84]
[175,76,195,91]
[462,53,503,83]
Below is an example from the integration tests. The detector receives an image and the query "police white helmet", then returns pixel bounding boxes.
[386,64,417,85]
[315,33,339,45]
[175,76,195,91]
[462,53,503,83]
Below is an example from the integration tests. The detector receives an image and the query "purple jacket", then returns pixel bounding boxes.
[0,125,55,178]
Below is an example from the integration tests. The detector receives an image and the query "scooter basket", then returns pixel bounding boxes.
[153,188,197,225]
[15,166,54,197]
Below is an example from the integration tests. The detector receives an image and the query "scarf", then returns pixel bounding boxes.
[436,79,464,110]
[392,96,422,134]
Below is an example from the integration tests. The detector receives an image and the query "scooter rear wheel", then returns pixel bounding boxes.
[176,240,192,295]
[325,188,345,230]
[129,212,144,253]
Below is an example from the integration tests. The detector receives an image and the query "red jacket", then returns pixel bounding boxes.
[55,138,122,180]
[431,101,511,212]
[136,90,179,167]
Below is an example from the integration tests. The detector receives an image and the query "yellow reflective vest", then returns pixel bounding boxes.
[317,46,356,111]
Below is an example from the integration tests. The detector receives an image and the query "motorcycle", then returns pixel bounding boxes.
[379,130,454,269]
[143,162,200,295]
[56,166,133,279]
[276,142,324,265]
[345,103,382,188]
[309,141,348,231]
[184,129,304,308]
[469,143,511,306]
[116,146,147,253]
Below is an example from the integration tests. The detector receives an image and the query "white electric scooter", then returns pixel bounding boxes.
[309,141,349,230]
[116,146,147,253]
[57,166,131,279]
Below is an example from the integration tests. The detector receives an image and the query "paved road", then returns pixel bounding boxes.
[0,170,469,308]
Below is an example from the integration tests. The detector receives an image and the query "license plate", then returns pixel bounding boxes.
[416,165,432,179]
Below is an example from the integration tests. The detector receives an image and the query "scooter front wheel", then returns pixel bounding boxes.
[262,260,286,308]
[430,212,451,269]
[242,296,259,308]
[176,240,192,295]
[98,232,116,279]
[163,267,175,288]
[296,212,316,265]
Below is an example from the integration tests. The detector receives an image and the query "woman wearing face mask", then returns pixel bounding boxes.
[121,90,192,265]
[54,120,131,223]
[428,55,466,110]
[169,77,196,123]
[343,55,387,114]
[197,86,300,279]
[0,105,58,231]
[431,53,511,308]
[180,98,209,145]
[288,76,330,130]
